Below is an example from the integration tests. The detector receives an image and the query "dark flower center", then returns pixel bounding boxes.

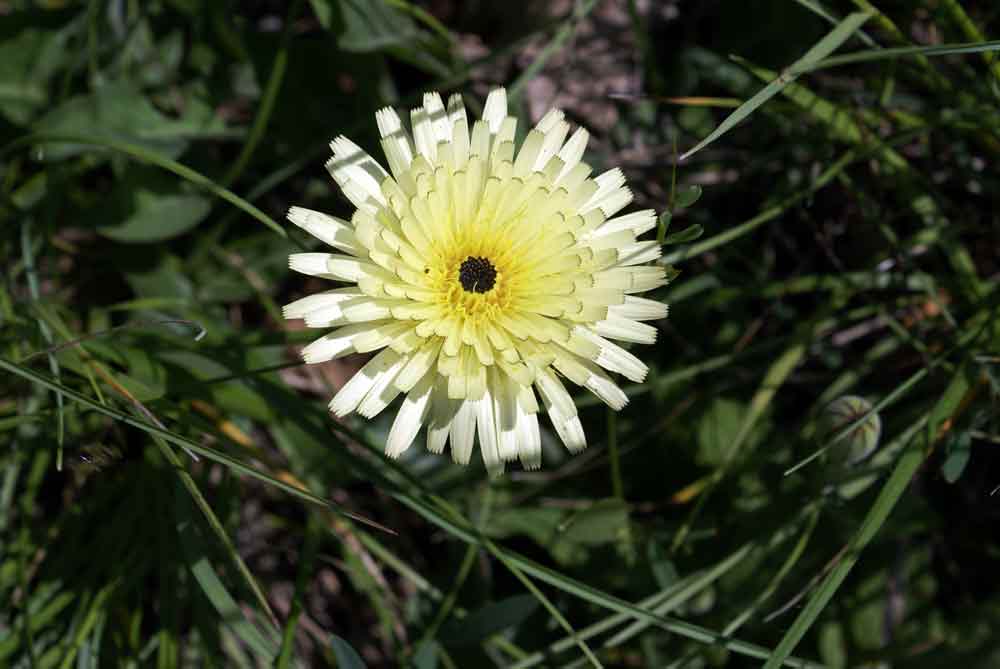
[458,256,497,293]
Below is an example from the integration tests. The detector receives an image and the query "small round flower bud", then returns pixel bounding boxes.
[818,395,881,467]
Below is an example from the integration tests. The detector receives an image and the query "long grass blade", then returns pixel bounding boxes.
[680,11,870,160]
[762,363,976,668]
[0,356,384,529]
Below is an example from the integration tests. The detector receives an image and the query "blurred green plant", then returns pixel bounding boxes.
[3,0,1000,667]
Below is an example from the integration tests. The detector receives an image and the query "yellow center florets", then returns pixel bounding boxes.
[429,237,516,327]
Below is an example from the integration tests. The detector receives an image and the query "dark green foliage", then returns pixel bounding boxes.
[3,0,1000,667]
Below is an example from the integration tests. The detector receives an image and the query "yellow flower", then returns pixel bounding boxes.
[285,88,668,475]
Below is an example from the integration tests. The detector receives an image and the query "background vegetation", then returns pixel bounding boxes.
[3,0,1000,666]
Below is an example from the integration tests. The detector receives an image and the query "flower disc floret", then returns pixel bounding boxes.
[285,88,670,475]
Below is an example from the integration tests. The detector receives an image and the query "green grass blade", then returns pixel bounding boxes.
[277,515,321,668]
[508,0,600,101]
[19,220,64,470]
[486,540,603,669]
[0,356,376,525]
[680,11,870,160]
[176,486,280,660]
[3,134,285,238]
[938,0,1000,85]
[806,38,1000,70]
[393,495,823,668]
[762,363,975,668]
[791,0,878,46]
[670,304,836,553]
[663,149,856,265]
[221,0,300,187]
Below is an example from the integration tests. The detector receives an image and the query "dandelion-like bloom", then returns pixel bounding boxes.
[285,88,669,475]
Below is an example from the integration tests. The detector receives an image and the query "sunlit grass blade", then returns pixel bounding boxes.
[393,495,824,668]
[680,11,870,160]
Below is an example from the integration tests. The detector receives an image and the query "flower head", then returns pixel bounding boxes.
[285,88,669,475]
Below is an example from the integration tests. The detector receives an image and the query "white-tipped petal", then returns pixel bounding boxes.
[516,407,542,469]
[607,296,669,322]
[289,253,334,279]
[427,377,455,454]
[492,370,519,462]
[548,405,587,453]
[574,328,649,382]
[594,316,658,345]
[482,87,508,134]
[617,241,661,266]
[447,93,470,165]
[301,322,383,363]
[534,119,569,173]
[534,368,577,419]
[422,91,451,144]
[327,137,388,208]
[356,352,407,419]
[593,209,657,238]
[623,266,670,293]
[477,387,503,477]
[329,348,401,417]
[411,106,436,162]
[449,400,476,465]
[386,372,434,458]
[283,288,362,321]
[287,207,359,254]
[304,296,392,328]
[376,107,414,179]
[555,127,589,181]
[585,372,628,411]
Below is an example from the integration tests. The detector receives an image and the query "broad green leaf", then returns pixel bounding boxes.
[439,595,539,645]
[646,541,678,590]
[487,499,630,566]
[335,0,420,52]
[411,640,439,669]
[697,398,747,467]
[94,168,211,243]
[940,430,972,484]
[662,224,704,246]
[123,253,196,301]
[330,635,367,668]
[157,350,275,421]
[674,185,703,209]
[309,0,336,28]
[19,133,285,237]
[34,82,201,160]
[0,11,74,125]
[558,498,630,546]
